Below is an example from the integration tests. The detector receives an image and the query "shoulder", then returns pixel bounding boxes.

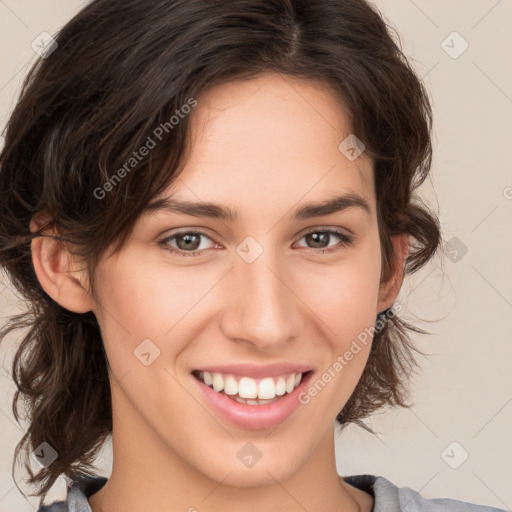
[36,475,108,512]
[343,474,507,512]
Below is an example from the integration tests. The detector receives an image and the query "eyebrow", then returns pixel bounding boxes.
[144,192,372,222]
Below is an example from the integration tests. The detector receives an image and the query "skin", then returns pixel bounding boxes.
[30,73,408,512]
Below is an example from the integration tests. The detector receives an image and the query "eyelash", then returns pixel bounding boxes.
[157,228,354,258]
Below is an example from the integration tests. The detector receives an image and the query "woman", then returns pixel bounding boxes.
[0,1,505,511]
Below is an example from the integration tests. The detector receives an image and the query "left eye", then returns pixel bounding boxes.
[295,229,353,252]
[158,228,354,257]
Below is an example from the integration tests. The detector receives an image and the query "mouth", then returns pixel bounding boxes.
[192,369,313,405]
[190,368,314,430]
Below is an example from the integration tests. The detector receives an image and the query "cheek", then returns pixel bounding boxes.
[297,243,381,407]
[299,240,382,339]
[91,248,228,419]
[93,248,208,350]
[91,255,199,428]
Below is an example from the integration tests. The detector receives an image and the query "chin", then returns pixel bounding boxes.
[215,465,294,488]
[210,445,305,487]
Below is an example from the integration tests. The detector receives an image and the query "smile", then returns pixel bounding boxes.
[190,368,314,430]
[192,370,308,404]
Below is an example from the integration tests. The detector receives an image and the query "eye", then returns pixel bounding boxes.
[158,229,218,257]
[294,228,354,254]
[157,227,354,257]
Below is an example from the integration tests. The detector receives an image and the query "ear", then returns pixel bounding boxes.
[376,233,409,313]
[29,212,95,314]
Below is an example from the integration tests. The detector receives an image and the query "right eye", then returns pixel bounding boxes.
[158,229,220,257]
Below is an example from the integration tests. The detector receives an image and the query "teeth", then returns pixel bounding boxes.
[258,377,276,399]
[285,374,295,393]
[275,377,287,396]
[203,371,213,386]
[238,377,258,398]
[234,396,277,405]
[224,375,238,395]
[197,371,306,400]
[212,372,224,392]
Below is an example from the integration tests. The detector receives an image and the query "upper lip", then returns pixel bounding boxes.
[193,362,313,379]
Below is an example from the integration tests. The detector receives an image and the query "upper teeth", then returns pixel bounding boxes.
[198,371,304,399]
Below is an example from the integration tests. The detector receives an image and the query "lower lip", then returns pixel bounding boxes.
[191,371,313,430]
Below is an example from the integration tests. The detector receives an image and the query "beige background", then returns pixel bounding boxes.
[1,0,511,510]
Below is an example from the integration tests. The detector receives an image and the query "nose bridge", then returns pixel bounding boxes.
[221,243,301,348]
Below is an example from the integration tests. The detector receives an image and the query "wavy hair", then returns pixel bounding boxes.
[0,0,441,505]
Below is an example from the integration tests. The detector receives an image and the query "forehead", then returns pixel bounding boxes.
[158,73,374,215]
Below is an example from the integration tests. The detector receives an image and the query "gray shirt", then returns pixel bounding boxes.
[37,474,508,512]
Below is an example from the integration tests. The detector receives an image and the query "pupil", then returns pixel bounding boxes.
[178,234,200,250]
[307,232,328,248]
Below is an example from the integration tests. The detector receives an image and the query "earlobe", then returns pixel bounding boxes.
[377,233,409,312]
[29,215,94,314]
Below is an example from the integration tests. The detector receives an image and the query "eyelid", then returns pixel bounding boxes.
[158,227,219,256]
[296,224,352,238]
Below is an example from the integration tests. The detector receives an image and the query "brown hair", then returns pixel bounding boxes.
[0,0,441,505]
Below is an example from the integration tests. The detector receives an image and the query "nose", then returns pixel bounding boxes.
[219,249,303,351]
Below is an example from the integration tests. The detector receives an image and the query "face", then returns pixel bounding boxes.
[50,73,401,487]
